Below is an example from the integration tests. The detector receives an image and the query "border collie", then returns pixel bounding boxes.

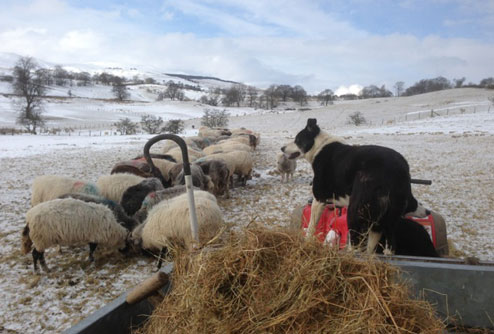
[282,118,427,253]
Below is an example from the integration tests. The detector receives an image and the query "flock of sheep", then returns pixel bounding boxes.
[21,126,264,273]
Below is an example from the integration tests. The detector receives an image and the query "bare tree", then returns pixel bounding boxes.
[394,81,405,97]
[162,119,184,134]
[263,85,278,109]
[12,56,46,134]
[275,85,293,102]
[454,77,466,88]
[114,118,137,135]
[292,85,308,106]
[222,84,244,107]
[246,86,258,107]
[112,77,129,101]
[318,89,334,106]
[165,81,183,100]
[140,114,163,134]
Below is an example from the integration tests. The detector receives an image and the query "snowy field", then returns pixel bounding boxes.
[0,89,494,333]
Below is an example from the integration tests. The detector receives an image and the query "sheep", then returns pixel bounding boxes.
[96,173,146,203]
[112,156,176,187]
[276,152,297,182]
[195,159,231,198]
[198,126,232,139]
[166,146,206,163]
[133,185,197,223]
[120,178,165,217]
[31,175,100,207]
[22,198,130,272]
[168,163,214,192]
[58,193,139,231]
[185,136,213,150]
[131,190,223,266]
[203,142,251,155]
[132,153,176,163]
[218,136,250,146]
[196,155,235,190]
[229,151,254,186]
[230,128,261,146]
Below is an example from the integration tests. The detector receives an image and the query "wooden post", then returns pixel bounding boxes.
[126,271,169,305]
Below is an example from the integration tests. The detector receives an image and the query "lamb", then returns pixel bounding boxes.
[195,159,231,198]
[96,173,146,203]
[131,190,223,266]
[58,193,139,230]
[168,163,214,192]
[22,198,130,272]
[120,178,165,217]
[31,175,100,207]
[276,152,297,182]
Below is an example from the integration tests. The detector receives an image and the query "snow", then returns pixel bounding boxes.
[1,83,494,333]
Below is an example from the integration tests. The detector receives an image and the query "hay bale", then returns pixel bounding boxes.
[140,227,443,334]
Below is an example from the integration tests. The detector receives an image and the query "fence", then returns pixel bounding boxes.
[373,102,492,126]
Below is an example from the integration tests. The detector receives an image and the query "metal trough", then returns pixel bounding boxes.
[64,257,494,333]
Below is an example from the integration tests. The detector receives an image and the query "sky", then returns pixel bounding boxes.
[0,0,493,94]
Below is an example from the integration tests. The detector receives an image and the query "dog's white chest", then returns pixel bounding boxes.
[332,195,350,207]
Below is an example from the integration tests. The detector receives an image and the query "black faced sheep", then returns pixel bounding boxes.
[131,190,223,265]
[195,159,231,198]
[276,152,297,182]
[96,173,146,203]
[58,193,139,231]
[31,175,100,207]
[22,198,130,272]
[168,163,214,192]
[120,178,165,217]
[133,185,197,223]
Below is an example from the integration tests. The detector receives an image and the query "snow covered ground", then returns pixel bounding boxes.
[0,88,493,333]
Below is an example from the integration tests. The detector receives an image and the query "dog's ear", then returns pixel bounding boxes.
[306,118,319,132]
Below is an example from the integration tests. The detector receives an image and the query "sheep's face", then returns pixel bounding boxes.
[21,226,32,255]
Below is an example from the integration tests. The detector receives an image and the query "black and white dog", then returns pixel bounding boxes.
[282,118,427,254]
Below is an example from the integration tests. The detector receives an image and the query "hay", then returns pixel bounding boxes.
[140,226,444,334]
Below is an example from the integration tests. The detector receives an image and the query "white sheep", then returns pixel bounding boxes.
[198,150,253,186]
[276,152,297,182]
[132,190,223,258]
[166,146,206,163]
[31,175,100,207]
[198,126,231,139]
[96,173,146,203]
[203,142,251,155]
[22,198,129,272]
[151,158,177,183]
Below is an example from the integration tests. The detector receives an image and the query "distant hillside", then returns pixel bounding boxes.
[165,73,241,85]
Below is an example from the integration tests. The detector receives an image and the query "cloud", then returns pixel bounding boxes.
[0,0,493,93]
[335,84,363,96]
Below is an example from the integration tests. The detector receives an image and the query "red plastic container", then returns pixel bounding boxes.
[301,204,437,248]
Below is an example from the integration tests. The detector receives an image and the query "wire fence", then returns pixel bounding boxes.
[369,103,492,126]
[1,102,492,136]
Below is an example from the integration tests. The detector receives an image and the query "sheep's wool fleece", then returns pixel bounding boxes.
[31,175,100,206]
[26,198,128,251]
[97,173,145,202]
[141,191,222,250]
